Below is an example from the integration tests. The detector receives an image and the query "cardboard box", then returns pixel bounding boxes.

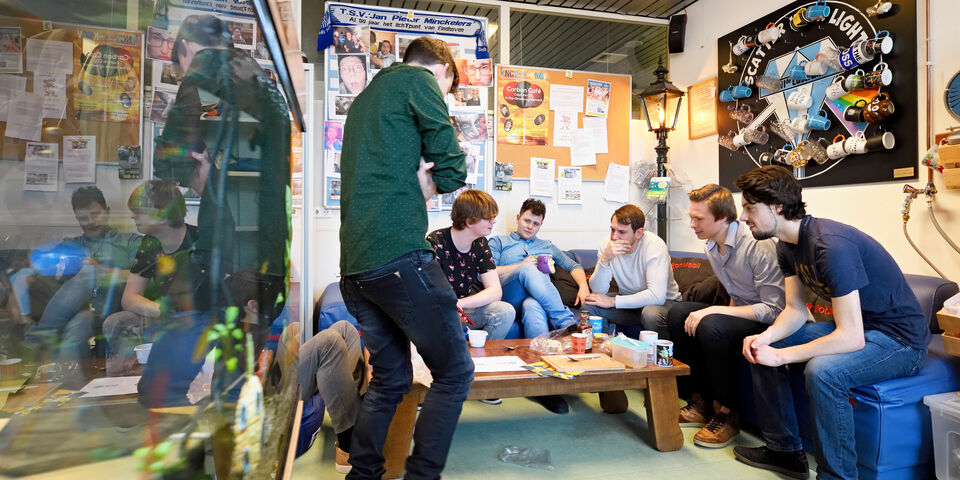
[938,309,960,335]
[942,333,960,357]
[941,144,960,169]
[944,167,960,189]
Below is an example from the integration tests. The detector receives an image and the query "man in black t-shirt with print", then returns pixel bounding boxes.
[731,166,928,480]
[426,189,514,341]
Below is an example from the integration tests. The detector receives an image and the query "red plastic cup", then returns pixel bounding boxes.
[571,333,587,354]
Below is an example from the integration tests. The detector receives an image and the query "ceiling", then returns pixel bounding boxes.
[340,0,689,111]
[496,0,698,18]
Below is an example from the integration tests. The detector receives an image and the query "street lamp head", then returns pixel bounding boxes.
[638,56,685,132]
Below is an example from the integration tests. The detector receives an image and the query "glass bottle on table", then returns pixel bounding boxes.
[577,312,593,351]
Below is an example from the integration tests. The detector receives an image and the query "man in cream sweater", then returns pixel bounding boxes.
[584,205,681,331]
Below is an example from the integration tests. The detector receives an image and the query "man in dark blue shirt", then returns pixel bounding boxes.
[731,166,928,480]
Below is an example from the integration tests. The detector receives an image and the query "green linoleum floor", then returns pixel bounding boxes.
[292,389,813,479]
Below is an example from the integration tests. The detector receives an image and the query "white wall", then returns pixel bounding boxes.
[666,0,960,280]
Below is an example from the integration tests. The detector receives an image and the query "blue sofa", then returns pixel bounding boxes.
[314,249,960,479]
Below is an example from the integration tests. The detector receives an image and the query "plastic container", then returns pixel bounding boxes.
[610,337,649,368]
[923,391,960,479]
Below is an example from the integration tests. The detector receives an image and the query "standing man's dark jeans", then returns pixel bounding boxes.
[666,301,765,410]
[340,250,475,480]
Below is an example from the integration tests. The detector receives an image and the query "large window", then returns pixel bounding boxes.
[0,1,299,478]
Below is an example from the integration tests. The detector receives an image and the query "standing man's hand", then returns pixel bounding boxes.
[189,149,211,195]
[417,158,437,200]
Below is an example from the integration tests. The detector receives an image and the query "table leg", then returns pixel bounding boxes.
[598,390,628,414]
[382,386,423,479]
[643,376,683,451]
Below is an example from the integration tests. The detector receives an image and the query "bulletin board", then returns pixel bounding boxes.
[494,65,631,180]
[716,0,917,189]
[0,18,142,171]
[317,2,491,209]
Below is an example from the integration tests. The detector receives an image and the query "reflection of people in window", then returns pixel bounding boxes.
[338,55,367,94]
[154,14,290,314]
[370,40,396,69]
[231,27,244,44]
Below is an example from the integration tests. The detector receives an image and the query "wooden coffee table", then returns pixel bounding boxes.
[379,339,690,478]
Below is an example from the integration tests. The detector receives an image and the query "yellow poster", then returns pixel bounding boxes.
[74,28,142,123]
[497,66,550,146]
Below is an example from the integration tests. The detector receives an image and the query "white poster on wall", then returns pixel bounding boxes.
[24,142,59,192]
[62,135,97,184]
[529,157,555,198]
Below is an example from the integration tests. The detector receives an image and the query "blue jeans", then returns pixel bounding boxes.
[24,265,124,363]
[751,321,926,480]
[500,263,575,338]
[340,250,474,480]
[462,301,514,340]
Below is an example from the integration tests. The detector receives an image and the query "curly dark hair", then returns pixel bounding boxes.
[734,166,806,220]
[519,198,546,219]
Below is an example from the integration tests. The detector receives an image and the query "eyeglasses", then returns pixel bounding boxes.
[340,64,366,75]
[148,34,173,48]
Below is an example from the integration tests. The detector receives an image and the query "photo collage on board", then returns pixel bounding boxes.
[323,13,491,209]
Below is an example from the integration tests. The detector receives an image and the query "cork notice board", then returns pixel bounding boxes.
[494,65,631,180]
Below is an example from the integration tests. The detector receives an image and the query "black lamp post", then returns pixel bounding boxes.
[638,57,684,243]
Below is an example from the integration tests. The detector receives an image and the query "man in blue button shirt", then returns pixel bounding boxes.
[489,198,588,415]
[489,198,588,338]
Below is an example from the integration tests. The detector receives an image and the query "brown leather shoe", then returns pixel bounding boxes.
[679,398,712,427]
[335,444,352,473]
[694,412,739,448]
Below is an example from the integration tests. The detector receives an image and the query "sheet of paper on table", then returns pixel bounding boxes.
[80,376,141,398]
[472,355,529,373]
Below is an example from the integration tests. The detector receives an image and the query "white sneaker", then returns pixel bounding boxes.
[479,398,502,405]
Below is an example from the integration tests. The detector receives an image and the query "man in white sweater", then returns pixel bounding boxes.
[584,205,681,331]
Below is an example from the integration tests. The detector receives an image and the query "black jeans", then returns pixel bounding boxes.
[666,301,766,411]
[340,250,474,480]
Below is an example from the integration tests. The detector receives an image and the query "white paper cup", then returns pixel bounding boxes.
[134,343,153,364]
[467,330,488,348]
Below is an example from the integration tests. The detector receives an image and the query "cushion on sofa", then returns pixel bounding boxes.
[671,256,730,305]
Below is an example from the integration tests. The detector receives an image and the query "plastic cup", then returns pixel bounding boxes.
[134,343,153,364]
[0,358,21,379]
[467,330,488,348]
[571,333,588,354]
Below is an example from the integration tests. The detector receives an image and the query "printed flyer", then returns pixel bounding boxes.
[74,28,142,123]
[497,66,550,145]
